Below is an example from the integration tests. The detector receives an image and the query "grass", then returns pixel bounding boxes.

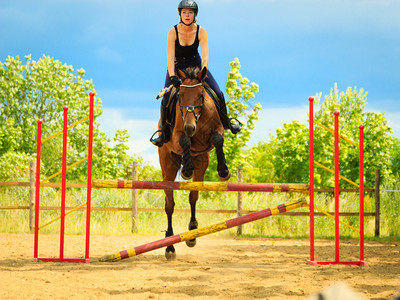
[1,183,397,240]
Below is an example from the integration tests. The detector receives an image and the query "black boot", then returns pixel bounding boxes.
[150,105,169,147]
[219,98,242,134]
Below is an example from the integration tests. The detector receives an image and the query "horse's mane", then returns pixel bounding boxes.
[182,66,200,80]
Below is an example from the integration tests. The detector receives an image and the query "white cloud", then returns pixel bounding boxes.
[249,106,309,145]
[98,107,159,167]
[367,104,400,138]
[384,112,400,138]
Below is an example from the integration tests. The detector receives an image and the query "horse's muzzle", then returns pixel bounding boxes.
[184,124,196,137]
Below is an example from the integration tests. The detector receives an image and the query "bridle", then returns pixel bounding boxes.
[178,82,204,123]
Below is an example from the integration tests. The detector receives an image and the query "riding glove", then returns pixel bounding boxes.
[170,75,181,88]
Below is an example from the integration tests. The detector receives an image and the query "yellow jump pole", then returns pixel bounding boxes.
[99,199,306,262]
[92,180,310,193]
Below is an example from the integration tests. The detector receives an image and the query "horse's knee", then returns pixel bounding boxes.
[212,132,224,148]
[179,135,194,179]
[212,133,230,180]
[179,135,191,150]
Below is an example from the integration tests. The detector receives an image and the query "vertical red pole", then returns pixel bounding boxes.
[334,111,340,263]
[85,92,95,263]
[60,106,69,260]
[34,119,43,262]
[359,125,365,261]
[309,97,315,262]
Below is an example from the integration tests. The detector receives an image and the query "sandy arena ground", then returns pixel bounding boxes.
[0,233,399,299]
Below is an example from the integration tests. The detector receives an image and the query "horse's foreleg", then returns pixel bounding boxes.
[164,190,176,260]
[179,135,194,180]
[212,132,231,181]
[185,155,208,248]
[186,190,199,247]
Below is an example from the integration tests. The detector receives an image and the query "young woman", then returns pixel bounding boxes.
[150,0,241,147]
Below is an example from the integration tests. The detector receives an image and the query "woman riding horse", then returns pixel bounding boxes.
[152,1,238,260]
[150,0,241,147]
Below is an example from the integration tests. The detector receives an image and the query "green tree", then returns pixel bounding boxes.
[390,137,400,178]
[265,84,394,188]
[273,121,309,183]
[205,58,260,181]
[0,55,156,182]
[243,138,277,183]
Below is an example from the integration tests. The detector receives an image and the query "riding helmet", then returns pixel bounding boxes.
[178,0,198,15]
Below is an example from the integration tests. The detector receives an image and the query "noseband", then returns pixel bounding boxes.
[178,82,204,122]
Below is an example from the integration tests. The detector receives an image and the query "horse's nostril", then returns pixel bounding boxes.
[184,124,196,137]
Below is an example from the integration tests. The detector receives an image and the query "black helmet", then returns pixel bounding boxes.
[178,0,198,15]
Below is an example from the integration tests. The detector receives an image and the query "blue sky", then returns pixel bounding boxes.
[1,0,399,167]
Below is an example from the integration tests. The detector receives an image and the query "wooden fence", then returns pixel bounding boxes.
[0,162,381,236]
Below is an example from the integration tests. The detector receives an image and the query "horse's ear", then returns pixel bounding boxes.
[199,66,207,81]
[177,69,186,80]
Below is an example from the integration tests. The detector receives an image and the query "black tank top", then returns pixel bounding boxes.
[174,24,200,60]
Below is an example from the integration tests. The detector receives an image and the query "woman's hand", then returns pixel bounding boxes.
[170,75,182,88]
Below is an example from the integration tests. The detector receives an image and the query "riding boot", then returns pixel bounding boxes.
[150,105,169,147]
[218,98,242,134]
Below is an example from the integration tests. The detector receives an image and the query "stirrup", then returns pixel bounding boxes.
[229,118,243,134]
[150,130,165,147]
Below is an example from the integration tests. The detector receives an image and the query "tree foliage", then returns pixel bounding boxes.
[0,55,157,182]
[249,84,394,188]
[391,137,400,178]
[273,121,309,183]
[205,58,260,181]
[313,84,393,187]
[242,139,276,183]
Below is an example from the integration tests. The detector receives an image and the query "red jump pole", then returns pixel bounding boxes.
[59,106,69,260]
[85,92,95,263]
[333,111,340,263]
[308,97,315,262]
[359,125,366,265]
[33,119,43,262]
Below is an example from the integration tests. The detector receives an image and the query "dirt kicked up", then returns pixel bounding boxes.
[0,233,399,299]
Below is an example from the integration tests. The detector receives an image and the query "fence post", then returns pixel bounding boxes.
[132,161,138,233]
[374,169,380,237]
[236,168,243,236]
[29,160,35,231]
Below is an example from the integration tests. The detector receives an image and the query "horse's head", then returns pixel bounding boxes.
[177,66,207,137]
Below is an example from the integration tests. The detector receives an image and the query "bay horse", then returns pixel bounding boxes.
[158,66,230,260]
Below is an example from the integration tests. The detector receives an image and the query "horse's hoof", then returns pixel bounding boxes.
[186,239,197,248]
[165,250,176,261]
[218,169,231,181]
[181,171,193,180]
